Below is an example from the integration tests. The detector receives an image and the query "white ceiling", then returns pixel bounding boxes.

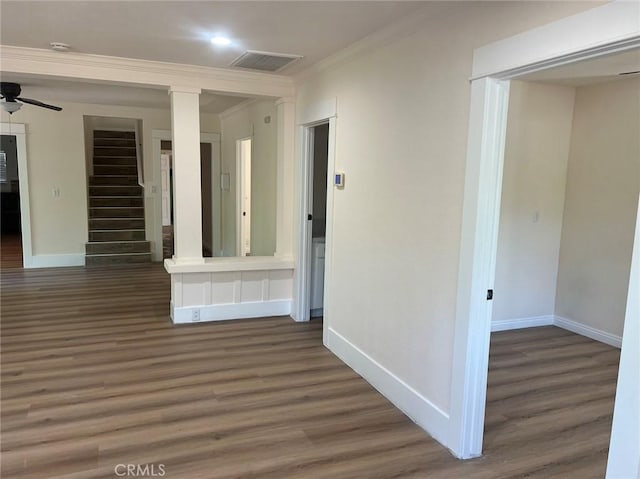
[0,73,248,113]
[519,48,640,86]
[0,1,430,75]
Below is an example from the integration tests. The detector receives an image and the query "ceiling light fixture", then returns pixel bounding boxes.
[1,102,22,114]
[211,36,231,46]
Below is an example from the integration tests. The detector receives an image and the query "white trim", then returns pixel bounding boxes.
[327,327,449,446]
[0,45,295,99]
[554,316,622,349]
[491,315,554,332]
[294,124,314,322]
[1,122,33,269]
[235,136,252,257]
[294,4,452,82]
[471,2,640,80]
[491,315,622,348]
[452,1,640,460]
[171,299,292,324]
[29,254,85,268]
[606,194,640,478]
[297,98,337,126]
[449,78,510,459]
[164,256,293,273]
[294,98,337,327]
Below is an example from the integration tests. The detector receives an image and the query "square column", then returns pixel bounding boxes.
[275,97,296,259]
[170,86,203,263]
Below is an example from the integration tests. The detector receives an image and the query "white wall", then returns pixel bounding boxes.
[555,77,640,337]
[295,0,600,430]
[220,100,277,257]
[606,194,640,479]
[1,101,220,263]
[493,81,575,323]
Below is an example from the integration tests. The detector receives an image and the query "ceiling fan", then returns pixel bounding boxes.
[0,82,63,114]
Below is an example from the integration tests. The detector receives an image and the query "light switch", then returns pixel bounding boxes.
[221,173,230,191]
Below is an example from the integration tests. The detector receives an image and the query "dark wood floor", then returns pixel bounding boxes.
[0,264,620,478]
[1,234,23,269]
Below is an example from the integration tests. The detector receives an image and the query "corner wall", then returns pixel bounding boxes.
[295,0,600,445]
[555,77,640,337]
[492,81,575,328]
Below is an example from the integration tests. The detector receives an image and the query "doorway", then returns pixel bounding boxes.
[157,134,221,259]
[482,75,637,473]
[0,134,22,268]
[309,123,329,318]
[236,137,252,256]
[450,4,640,463]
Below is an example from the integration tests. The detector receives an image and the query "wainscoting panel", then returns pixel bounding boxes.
[168,262,294,324]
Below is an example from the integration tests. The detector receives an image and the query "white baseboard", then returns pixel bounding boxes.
[25,254,85,268]
[554,315,622,348]
[491,315,554,332]
[172,300,292,324]
[492,314,622,348]
[326,327,449,447]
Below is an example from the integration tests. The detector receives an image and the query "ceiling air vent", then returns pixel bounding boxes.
[230,50,302,73]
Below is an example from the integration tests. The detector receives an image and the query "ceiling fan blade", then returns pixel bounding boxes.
[16,97,63,111]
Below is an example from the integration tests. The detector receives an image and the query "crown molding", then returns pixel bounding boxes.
[169,86,202,95]
[275,96,295,106]
[218,98,257,120]
[293,3,455,83]
[0,45,295,99]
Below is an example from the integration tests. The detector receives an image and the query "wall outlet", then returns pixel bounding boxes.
[192,309,201,321]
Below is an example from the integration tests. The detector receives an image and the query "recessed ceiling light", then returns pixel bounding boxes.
[211,36,231,47]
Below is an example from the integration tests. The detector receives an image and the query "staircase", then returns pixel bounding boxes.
[85,130,152,265]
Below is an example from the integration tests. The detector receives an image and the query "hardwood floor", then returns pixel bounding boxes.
[1,234,23,269]
[0,264,620,478]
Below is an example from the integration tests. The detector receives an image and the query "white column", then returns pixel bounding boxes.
[170,86,203,263]
[275,97,296,259]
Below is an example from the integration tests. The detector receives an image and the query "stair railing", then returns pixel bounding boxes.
[135,121,144,187]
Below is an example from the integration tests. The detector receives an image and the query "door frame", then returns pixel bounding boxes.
[152,129,221,260]
[235,136,252,256]
[449,1,640,460]
[294,98,337,337]
[0,123,32,268]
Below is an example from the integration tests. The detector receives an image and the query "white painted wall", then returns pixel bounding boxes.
[295,0,600,431]
[220,100,277,257]
[606,194,640,479]
[1,100,220,263]
[492,81,575,323]
[555,77,640,337]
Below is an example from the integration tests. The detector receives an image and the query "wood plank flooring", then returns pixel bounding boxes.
[1,234,23,269]
[1,264,620,478]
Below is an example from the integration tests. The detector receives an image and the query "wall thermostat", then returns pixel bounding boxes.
[334,172,345,188]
